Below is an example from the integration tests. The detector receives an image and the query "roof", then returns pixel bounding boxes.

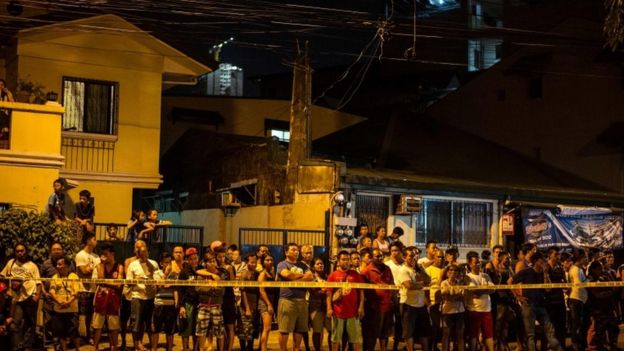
[313,115,624,205]
[16,14,211,77]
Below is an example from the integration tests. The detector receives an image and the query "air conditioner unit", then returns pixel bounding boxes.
[396,195,422,215]
[221,192,240,207]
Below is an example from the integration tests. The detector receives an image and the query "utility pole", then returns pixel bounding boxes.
[284,41,311,204]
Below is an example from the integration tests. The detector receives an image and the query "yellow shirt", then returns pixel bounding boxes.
[49,272,80,313]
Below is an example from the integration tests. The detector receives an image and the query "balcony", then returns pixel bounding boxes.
[61,131,116,172]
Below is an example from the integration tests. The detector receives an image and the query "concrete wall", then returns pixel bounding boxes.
[175,193,331,247]
[0,102,64,211]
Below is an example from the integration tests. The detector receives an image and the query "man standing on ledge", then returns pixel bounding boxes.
[277,243,315,351]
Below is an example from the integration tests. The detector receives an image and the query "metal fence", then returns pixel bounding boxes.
[94,222,204,247]
[239,227,329,262]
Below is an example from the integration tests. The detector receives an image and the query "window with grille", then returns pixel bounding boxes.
[415,198,492,247]
[62,77,118,135]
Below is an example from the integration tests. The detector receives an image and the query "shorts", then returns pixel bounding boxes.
[258,299,273,316]
[362,307,393,340]
[237,306,256,341]
[129,298,155,334]
[92,312,121,330]
[331,317,362,344]
[277,298,309,334]
[441,312,465,330]
[310,310,331,333]
[467,311,493,339]
[223,297,236,325]
[50,312,79,339]
[152,305,178,335]
[196,304,225,338]
[78,292,95,315]
[401,304,432,339]
[179,302,197,337]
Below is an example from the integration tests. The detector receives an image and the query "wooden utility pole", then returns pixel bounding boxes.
[284,41,311,204]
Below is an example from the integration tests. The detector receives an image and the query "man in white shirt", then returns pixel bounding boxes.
[126,246,161,351]
[1,242,41,350]
[74,231,99,340]
[465,251,494,351]
[385,242,404,351]
[397,247,431,351]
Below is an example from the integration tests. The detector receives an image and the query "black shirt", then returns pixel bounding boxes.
[512,267,546,306]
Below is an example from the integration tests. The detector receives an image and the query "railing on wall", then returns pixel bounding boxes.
[94,222,204,246]
[239,227,329,263]
[61,132,115,172]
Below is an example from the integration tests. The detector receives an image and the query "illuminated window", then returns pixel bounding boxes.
[265,118,290,142]
[62,77,118,135]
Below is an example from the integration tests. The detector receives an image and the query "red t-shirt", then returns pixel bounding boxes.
[361,263,394,313]
[327,269,364,319]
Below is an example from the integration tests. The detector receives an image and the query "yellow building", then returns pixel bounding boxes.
[0,14,209,222]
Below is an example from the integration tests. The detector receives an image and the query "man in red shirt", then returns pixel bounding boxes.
[327,251,365,351]
[361,248,395,351]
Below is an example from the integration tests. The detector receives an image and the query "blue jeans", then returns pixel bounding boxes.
[568,298,586,350]
[521,304,562,351]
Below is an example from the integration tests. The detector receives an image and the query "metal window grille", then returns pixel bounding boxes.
[62,77,118,135]
[416,198,491,247]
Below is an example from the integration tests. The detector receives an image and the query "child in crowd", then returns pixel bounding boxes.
[140,209,172,243]
[126,209,145,242]
[106,224,120,240]
[48,178,68,223]
[74,189,95,233]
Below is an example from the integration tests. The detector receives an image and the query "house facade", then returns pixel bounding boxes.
[0,14,209,223]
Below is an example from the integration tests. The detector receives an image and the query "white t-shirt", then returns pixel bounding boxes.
[466,272,493,312]
[384,259,403,285]
[126,259,160,300]
[397,265,426,307]
[568,265,587,303]
[417,257,432,266]
[75,249,100,293]
[0,259,40,302]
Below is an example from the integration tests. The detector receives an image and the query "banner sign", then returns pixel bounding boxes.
[522,207,623,249]
[502,213,515,236]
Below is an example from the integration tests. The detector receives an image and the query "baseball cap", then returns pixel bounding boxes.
[185,247,198,256]
[210,240,225,252]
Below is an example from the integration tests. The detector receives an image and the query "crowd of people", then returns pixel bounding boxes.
[0,222,623,351]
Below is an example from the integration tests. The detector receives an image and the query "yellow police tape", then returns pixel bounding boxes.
[4,277,624,290]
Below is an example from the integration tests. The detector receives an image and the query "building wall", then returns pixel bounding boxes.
[428,20,624,192]
[0,102,64,210]
[160,96,365,156]
[176,193,330,247]
[7,25,170,223]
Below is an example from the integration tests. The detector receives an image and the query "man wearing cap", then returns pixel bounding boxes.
[277,243,315,351]
[179,247,201,351]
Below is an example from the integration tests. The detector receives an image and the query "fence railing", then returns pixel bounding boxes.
[61,132,115,172]
[94,222,204,246]
[239,227,329,263]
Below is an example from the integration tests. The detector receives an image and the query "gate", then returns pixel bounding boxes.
[239,226,329,263]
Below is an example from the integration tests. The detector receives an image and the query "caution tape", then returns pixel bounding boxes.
[4,276,624,291]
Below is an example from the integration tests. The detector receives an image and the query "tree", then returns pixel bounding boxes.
[0,208,80,264]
